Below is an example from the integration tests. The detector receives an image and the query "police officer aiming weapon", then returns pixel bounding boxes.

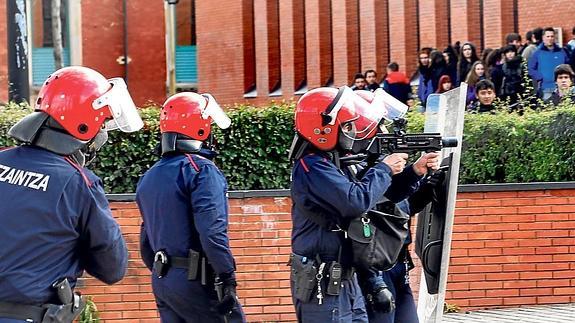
[339,117,458,164]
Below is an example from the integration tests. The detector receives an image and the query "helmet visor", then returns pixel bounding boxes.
[372,88,408,121]
[329,87,386,140]
[92,78,144,133]
[201,93,231,129]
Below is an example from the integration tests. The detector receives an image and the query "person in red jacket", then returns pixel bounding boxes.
[382,62,412,104]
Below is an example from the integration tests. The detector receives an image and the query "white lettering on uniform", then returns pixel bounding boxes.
[38,176,50,192]
[0,164,9,180]
[4,168,15,183]
[0,163,50,191]
[28,172,42,189]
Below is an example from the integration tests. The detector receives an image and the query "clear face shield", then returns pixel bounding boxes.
[326,87,387,151]
[201,93,231,130]
[372,88,408,122]
[92,78,144,133]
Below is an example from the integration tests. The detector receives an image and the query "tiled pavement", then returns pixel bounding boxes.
[443,303,575,323]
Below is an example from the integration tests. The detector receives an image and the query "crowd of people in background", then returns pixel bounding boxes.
[350,26,575,114]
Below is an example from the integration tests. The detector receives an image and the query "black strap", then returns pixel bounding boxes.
[170,256,191,269]
[0,301,46,322]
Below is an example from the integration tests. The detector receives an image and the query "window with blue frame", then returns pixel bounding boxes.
[31,0,70,87]
[175,0,197,86]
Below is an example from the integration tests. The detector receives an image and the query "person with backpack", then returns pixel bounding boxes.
[288,87,439,322]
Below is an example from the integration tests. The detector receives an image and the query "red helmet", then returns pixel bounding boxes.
[160,92,231,140]
[294,86,387,151]
[35,66,143,141]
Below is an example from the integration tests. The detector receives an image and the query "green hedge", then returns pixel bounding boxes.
[1,101,574,193]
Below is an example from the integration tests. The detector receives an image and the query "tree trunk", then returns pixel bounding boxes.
[51,0,63,69]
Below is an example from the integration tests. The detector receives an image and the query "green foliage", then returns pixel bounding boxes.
[214,102,295,190]
[460,105,575,183]
[90,106,162,193]
[1,100,575,192]
[79,297,100,323]
[0,102,33,148]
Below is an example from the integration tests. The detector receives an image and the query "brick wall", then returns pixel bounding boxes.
[1,2,575,106]
[518,1,575,47]
[482,0,514,49]
[445,188,575,309]
[77,185,575,322]
[450,0,482,52]
[389,0,418,78]
[0,0,7,103]
[418,0,449,50]
[359,0,389,81]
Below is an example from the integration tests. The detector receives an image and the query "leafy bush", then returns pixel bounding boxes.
[1,100,575,192]
[79,297,100,323]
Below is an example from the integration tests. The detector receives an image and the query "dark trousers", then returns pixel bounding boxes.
[291,274,368,323]
[152,268,246,323]
[366,262,418,323]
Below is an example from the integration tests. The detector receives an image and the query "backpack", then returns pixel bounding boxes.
[346,199,410,271]
[501,63,523,96]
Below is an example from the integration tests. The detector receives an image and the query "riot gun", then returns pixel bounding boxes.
[339,118,458,164]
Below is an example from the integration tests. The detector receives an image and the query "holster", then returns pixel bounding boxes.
[42,278,86,323]
[0,279,85,323]
[153,249,211,284]
[289,254,317,303]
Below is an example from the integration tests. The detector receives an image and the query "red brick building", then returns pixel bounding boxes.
[0,0,574,106]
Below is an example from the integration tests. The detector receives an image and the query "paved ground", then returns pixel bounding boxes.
[443,303,575,323]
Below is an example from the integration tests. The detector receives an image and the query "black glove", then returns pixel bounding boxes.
[215,275,238,316]
[368,284,395,313]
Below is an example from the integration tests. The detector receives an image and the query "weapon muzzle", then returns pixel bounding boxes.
[441,137,458,148]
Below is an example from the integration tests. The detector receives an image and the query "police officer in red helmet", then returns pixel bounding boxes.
[137,92,246,323]
[288,86,429,322]
[0,66,143,323]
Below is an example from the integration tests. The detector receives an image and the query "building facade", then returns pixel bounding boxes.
[0,0,574,106]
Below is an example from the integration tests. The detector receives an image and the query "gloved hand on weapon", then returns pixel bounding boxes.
[367,280,396,313]
[215,272,239,316]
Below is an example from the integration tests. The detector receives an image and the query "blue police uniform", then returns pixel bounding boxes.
[0,146,128,322]
[137,151,245,323]
[290,151,422,322]
[366,173,437,323]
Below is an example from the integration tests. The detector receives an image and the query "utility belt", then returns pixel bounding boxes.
[0,278,85,323]
[153,249,214,285]
[288,253,355,304]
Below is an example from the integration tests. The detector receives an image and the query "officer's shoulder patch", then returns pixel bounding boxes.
[185,154,200,171]
[299,153,329,173]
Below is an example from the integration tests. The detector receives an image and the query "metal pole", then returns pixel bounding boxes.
[7,0,30,103]
[164,0,178,96]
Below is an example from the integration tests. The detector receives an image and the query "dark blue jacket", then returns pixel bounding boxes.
[417,72,434,107]
[137,152,236,277]
[290,152,422,267]
[383,71,411,104]
[528,43,569,90]
[0,146,127,305]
